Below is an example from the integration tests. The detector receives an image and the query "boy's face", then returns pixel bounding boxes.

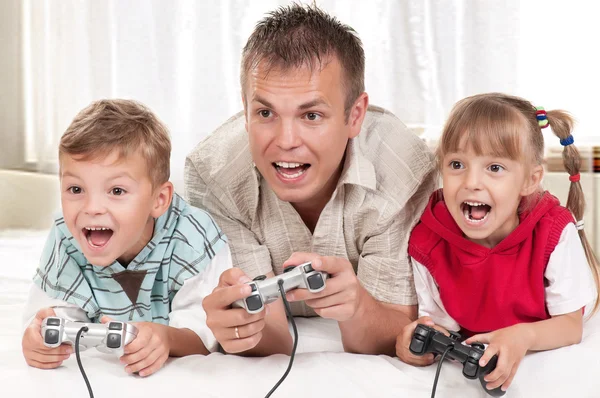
[60,150,169,266]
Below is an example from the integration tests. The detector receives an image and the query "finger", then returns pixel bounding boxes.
[479,345,498,368]
[304,291,348,309]
[222,332,263,354]
[100,316,115,324]
[231,319,266,340]
[214,308,266,329]
[287,274,346,301]
[203,284,253,310]
[408,353,435,366]
[26,350,71,363]
[35,308,57,322]
[25,358,64,369]
[484,352,509,384]
[25,326,72,354]
[465,333,491,345]
[500,361,520,391]
[123,328,152,355]
[314,304,347,319]
[121,343,154,366]
[138,351,169,377]
[282,252,322,269]
[125,346,163,374]
[218,268,251,288]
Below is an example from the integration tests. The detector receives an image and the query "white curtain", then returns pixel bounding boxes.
[22,0,598,192]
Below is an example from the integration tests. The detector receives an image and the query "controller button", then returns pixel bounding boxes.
[409,337,426,354]
[109,322,123,331]
[303,264,314,273]
[307,274,324,290]
[471,342,485,350]
[414,326,429,338]
[246,295,263,312]
[107,333,122,349]
[463,359,479,378]
[46,318,61,326]
[283,266,296,274]
[253,275,267,281]
[249,283,258,292]
[45,329,60,345]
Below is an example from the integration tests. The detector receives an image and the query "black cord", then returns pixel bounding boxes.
[430,345,453,398]
[75,326,94,398]
[264,279,298,398]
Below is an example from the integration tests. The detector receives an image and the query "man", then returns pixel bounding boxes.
[184,4,436,357]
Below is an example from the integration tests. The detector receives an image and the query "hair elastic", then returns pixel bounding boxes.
[576,220,585,231]
[560,135,575,146]
[569,173,581,183]
[535,106,549,129]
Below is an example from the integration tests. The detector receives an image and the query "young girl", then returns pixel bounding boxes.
[396,93,600,393]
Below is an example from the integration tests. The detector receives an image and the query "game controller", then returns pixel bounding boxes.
[233,262,328,314]
[409,324,506,397]
[41,317,138,356]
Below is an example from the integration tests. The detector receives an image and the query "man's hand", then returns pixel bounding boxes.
[466,324,532,392]
[396,316,451,366]
[283,253,364,322]
[202,268,269,353]
[22,308,72,369]
[101,316,170,377]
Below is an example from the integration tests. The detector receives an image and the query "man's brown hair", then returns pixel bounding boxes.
[59,99,171,187]
[240,3,365,118]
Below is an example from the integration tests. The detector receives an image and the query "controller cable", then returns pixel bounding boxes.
[430,345,454,398]
[264,279,299,398]
[75,326,94,398]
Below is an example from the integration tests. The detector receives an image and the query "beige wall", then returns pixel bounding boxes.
[0,0,24,169]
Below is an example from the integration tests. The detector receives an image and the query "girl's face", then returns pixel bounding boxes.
[441,145,542,248]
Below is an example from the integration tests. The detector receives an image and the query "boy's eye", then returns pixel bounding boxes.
[111,187,125,196]
[489,164,505,173]
[68,186,82,194]
[450,161,464,170]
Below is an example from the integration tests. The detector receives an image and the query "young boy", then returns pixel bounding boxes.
[21,99,231,377]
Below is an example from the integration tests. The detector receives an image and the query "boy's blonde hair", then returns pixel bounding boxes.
[438,92,600,314]
[59,99,171,187]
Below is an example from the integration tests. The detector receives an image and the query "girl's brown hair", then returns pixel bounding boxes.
[438,92,600,314]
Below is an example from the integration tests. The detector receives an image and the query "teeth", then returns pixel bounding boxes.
[85,227,110,231]
[464,201,487,207]
[275,162,304,168]
[276,168,307,179]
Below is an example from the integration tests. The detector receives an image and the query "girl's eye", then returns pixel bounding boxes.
[69,186,82,194]
[450,161,464,170]
[111,187,126,196]
[489,164,505,173]
[259,110,272,118]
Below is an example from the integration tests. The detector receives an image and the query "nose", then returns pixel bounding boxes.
[83,194,107,216]
[274,118,302,151]
[464,168,484,191]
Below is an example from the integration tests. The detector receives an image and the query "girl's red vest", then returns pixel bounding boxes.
[408,190,574,334]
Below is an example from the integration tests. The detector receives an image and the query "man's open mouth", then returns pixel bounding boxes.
[82,227,114,248]
[460,201,491,224]
[273,161,311,179]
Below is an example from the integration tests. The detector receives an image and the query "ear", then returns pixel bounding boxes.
[150,181,174,218]
[347,92,369,139]
[520,164,544,197]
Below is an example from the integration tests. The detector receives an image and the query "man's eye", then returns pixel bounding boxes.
[111,187,125,196]
[69,186,82,194]
[450,161,463,170]
[489,164,505,173]
[259,110,272,118]
[306,112,320,121]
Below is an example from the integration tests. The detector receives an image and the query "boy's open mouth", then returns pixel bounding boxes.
[461,201,491,223]
[82,227,114,248]
[273,161,310,179]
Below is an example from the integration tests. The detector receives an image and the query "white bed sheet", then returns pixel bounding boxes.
[1,230,599,397]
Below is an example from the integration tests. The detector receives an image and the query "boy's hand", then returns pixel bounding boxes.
[22,308,72,369]
[466,324,532,392]
[395,316,451,366]
[101,317,170,377]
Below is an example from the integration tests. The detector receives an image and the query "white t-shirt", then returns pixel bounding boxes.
[22,245,232,353]
[412,223,597,332]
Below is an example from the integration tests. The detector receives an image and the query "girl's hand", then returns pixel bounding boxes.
[466,324,533,392]
[396,316,451,366]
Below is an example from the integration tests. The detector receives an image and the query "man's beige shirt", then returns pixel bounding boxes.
[185,105,437,316]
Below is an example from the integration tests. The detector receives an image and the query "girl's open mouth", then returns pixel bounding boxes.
[461,201,491,224]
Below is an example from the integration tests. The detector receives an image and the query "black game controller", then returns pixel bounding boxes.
[409,324,506,397]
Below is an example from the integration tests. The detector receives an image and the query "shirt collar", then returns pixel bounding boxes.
[337,138,377,191]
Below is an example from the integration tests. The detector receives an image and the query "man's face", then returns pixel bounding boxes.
[243,57,363,208]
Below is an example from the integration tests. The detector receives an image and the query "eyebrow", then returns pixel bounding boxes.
[251,95,330,111]
[61,171,136,181]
